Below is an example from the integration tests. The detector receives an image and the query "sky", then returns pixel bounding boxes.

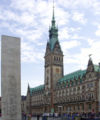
[0,0,100,95]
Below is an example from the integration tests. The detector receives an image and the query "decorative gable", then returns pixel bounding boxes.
[53,41,62,54]
[45,42,51,55]
[87,58,94,73]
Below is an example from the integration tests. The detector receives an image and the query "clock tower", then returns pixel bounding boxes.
[44,6,64,91]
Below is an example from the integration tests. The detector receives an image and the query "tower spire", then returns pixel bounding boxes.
[48,0,59,50]
[52,0,55,20]
[52,0,55,27]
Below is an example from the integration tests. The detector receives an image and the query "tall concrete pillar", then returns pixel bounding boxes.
[1,35,21,120]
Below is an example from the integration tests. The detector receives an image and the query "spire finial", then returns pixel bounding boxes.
[53,0,54,7]
[52,0,55,27]
[89,54,92,59]
[53,0,55,20]
[52,0,55,20]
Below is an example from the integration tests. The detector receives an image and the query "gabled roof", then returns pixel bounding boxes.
[29,65,100,93]
[58,70,86,84]
[94,65,100,72]
[50,37,58,51]
[30,85,44,95]
[49,4,59,51]
[58,64,100,85]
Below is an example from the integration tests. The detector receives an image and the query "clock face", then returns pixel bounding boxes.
[56,68,60,73]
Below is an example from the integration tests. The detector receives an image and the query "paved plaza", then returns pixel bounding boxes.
[31,117,42,120]
[0,117,60,120]
[0,117,42,120]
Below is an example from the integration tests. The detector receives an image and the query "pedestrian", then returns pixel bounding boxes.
[37,115,40,120]
[42,115,47,120]
[24,113,26,120]
[27,114,31,120]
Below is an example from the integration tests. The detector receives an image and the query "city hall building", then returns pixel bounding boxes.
[25,7,100,115]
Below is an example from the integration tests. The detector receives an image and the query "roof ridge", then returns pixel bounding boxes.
[64,69,84,76]
[94,64,98,66]
[58,69,86,83]
[30,84,44,90]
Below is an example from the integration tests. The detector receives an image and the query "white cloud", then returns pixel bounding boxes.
[21,42,44,63]
[96,30,100,36]
[0,0,100,65]
[73,38,100,68]
[72,12,87,24]
[22,42,33,51]
[92,22,100,36]
[95,25,100,36]
[56,8,70,26]
[57,0,100,11]
[59,27,70,40]
[10,0,35,12]
[61,40,80,52]
[70,27,81,32]
[92,1,100,15]
[21,42,35,62]
[87,38,95,46]
[62,37,100,70]
[0,0,100,95]
[59,27,82,41]
[71,34,84,40]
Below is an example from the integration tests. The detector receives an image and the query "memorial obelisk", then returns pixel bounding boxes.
[1,35,21,120]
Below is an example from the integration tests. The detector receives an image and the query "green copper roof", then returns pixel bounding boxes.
[58,64,100,85]
[29,65,100,93]
[30,85,44,94]
[50,37,58,50]
[58,70,86,84]
[94,65,100,72]
[49,4,59,51]
[52,4,55,27]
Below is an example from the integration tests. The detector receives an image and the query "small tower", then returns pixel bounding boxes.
[87,54,94,72]
[26,84,31,114]
[44,5,64,90]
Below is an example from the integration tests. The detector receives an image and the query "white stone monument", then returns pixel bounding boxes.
[1,35,21,120]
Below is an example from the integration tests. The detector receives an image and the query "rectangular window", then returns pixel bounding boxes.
[78,105,80,110]
[82,104,84,110]
[89,104,91,110]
